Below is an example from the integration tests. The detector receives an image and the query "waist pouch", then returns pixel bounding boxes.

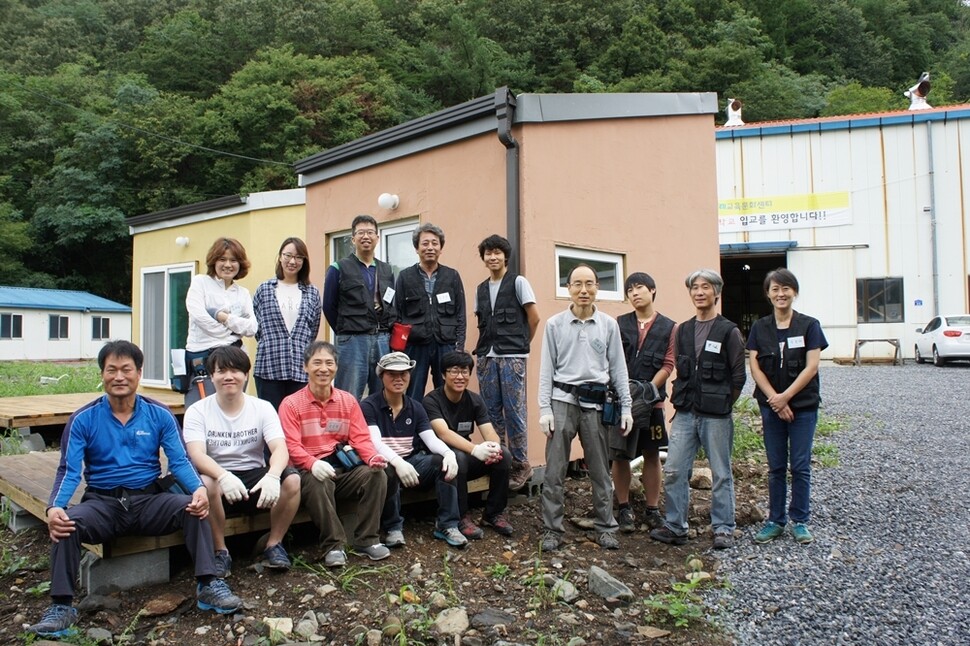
[601,387,621,427]
[554,380,608,404]
[335,443,365,469]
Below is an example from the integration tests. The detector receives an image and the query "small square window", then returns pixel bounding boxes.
[856,277,904,323]
[49,315,69,340]
[92,316,110,340]
[555,246,625,301]
[0,313,22,339]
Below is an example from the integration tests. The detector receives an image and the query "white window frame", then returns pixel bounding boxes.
[92,315,110,340]
[554,246,625,302]
[0,313,22,339]
[49,314,69,340]
[140,262,195,387]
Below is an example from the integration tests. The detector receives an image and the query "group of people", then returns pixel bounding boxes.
[27,215,828,639]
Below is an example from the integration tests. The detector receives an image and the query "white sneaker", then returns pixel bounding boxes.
[324,549,347,567]
[384,530,406,548]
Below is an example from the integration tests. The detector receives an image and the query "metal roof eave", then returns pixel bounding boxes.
[720,241,798,256]
[125,195,247,227]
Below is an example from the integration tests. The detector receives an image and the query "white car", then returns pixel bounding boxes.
[915,315,970,366]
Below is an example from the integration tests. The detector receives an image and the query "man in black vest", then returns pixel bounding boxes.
[323,215,396,400]
[611,272,676,533]
[394,223,466,399]
[473,235,540,491]
[649,269,745,550]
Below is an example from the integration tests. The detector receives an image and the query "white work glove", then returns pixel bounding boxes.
[311,459,336,482]
[482,441,503,464]
[539,414,555,438]
[250,472,281,508]
[620,414,636,437]
[471,443,493,462]
[442,451,458,481]
[391,456,420,487]
[217,472,248,504]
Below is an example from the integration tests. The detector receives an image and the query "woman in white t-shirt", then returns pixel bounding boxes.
[253,237,322,410]
[184,238,257,376]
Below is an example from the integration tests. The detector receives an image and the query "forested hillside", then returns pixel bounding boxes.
[2,0,968,302]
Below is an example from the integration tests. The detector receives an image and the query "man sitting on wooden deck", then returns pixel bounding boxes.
[183,345,302,577]
[28,341,242,639]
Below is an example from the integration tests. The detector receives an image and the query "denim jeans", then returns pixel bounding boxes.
[761,406,817,525]
[662,409,736,536]
[381,452,460,532]
[476,356,529,465]
[405,341,455,399]
[334,333,389,400]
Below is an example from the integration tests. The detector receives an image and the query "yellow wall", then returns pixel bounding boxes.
[131,203,306,389]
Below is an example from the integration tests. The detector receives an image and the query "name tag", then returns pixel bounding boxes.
[705,339,722,353]
[382,287,395,303]
[589,338,606,354]
[436,292,452,304]
[787,335,806,349]
[457,421,473,433]
[325,420,345,434]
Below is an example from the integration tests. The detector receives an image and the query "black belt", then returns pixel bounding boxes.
[87,483,159,498]
[553,381,607,403]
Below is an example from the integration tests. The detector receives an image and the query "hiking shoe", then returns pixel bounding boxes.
[262,543,291,570]
[324,549,347,567]
[713,533,735,550]
[196,579,242,614]
[540,531,562,552]
[354,544,391,561]
[618,507,636,533]
[27,604,78,638]
[643,509,664,530]
[791,523,814,544]
[384,530,406,548]
[754,522,785,544]
[482,513,514,536]
[434,526,468,548]
[459,514,484,539]
[650,526,688,545]
[595,531,620,550]
[508,461,534,491]
[213,549,232,578]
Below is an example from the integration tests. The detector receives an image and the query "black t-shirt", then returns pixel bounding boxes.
[422,387,491,439]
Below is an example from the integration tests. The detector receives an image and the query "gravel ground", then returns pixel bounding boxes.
[718,362,970,646]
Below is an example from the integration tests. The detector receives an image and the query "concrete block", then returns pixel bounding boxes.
[2,497,45,533]
[79,548,170,595]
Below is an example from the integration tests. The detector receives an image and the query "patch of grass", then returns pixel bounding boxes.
[643,556,716,628]
[0,361,101,397]
[293,556,397,593]
[812,441,839,467]
[816,413,844,438]
[487,562,510,579]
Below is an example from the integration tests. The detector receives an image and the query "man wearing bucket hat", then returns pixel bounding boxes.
[362,352,466,548]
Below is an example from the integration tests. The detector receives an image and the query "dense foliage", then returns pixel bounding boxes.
[2,0,968,302]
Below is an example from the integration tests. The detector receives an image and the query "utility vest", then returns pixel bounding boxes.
[474,273,530,356]
[335,256,396,334]
[670,316,737,416]
[617,311,675,402]
[396,264,463,345]
[750,312,822,410]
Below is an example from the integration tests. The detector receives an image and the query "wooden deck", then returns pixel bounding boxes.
[0,389,186,431]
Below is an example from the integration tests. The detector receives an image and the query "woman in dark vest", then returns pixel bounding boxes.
[747,268,828,545]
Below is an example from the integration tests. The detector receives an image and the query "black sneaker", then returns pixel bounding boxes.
[650,526,688,545]
[27,604,78,638]
[643,509,664,530]
[618,507,636,533]
[263,543,291,570]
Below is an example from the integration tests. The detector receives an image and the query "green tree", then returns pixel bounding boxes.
[821,81,903,116]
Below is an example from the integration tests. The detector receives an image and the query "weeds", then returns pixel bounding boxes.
[293,556,397,593]
[522,544,556,610]
[390,584,433,646]
[440,552,459,605]
[487,562,510,579]
[812,441,840,467]
[26,581,50,597]
[643,556,714,628]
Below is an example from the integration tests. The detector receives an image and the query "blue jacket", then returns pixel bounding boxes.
[49,395,203,510]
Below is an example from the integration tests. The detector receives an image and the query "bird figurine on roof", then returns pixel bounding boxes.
[904,72,931,111]
[724,98,744,126]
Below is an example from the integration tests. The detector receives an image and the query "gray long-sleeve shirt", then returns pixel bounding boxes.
[538,306,631,417]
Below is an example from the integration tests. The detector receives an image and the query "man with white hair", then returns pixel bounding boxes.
[650,269,746,550]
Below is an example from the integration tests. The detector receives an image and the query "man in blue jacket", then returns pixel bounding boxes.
[28,341,241,639]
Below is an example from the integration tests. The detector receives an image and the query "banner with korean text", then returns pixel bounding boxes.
[718,192,851,232]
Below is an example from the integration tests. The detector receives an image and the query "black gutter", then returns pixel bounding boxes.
[126,195,246,227]
[494,87,520,275]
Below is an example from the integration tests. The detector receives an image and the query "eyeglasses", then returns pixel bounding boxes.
[568,281,597,290]
[281,252,305,264]
[354,229,378,238]
[445,367,471,377]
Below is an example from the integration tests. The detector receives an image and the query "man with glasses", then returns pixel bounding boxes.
[473,235,540,492]
[361,352,467,549]
[423,351,513,539]
[323,215,396,399]
[537,264,633,552]
[394,223,466,399]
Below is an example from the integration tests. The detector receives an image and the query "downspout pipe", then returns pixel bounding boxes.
[495,87,521,275]
[926,121,940,317]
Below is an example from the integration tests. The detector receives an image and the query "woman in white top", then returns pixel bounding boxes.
[184,238,257,374]
[253,237,322,410]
